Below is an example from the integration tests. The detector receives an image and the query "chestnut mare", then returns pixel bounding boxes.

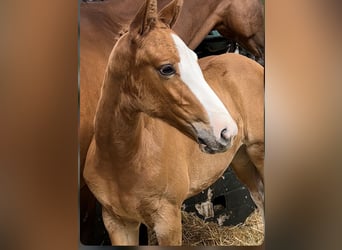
[80,0,264,63]
[82,0,264,245]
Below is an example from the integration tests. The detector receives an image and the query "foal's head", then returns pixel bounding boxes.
[107,0,238,153]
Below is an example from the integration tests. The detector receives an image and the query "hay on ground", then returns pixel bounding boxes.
[148,209,264,246]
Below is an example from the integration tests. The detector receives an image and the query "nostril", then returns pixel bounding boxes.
[220,128,229,141]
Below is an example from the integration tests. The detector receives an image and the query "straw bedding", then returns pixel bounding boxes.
[148,209,264,246]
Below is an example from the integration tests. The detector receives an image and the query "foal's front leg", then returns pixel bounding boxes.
[102,207,140,246]
[152,202,182,246]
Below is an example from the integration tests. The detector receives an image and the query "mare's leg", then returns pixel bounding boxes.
[231,145,264,218]
[246,143,264,182]
[152,202,182,246]
[102,207,140,246]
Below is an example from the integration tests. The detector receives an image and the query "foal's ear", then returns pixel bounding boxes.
[158,0,183,28]
[130,0,158,36]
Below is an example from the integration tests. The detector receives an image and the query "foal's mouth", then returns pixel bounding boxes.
[198,142,217,154]
[197,136,231,154]
[197,137,216,154]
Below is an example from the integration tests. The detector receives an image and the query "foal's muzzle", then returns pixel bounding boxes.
[193,123,236,154]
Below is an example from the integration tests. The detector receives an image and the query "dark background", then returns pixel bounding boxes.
[1,1,342,250]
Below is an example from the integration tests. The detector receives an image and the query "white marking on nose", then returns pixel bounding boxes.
[171,33,238,140]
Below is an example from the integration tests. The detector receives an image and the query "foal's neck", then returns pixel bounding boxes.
[94,68,144,160]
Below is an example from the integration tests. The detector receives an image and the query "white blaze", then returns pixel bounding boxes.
[171,33,238,140]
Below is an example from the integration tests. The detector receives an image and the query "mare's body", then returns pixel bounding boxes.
[80,0,265,62]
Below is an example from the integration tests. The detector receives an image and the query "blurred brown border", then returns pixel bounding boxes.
[1,1,341,250]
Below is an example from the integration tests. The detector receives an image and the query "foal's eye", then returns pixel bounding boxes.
[159,64,176,77]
